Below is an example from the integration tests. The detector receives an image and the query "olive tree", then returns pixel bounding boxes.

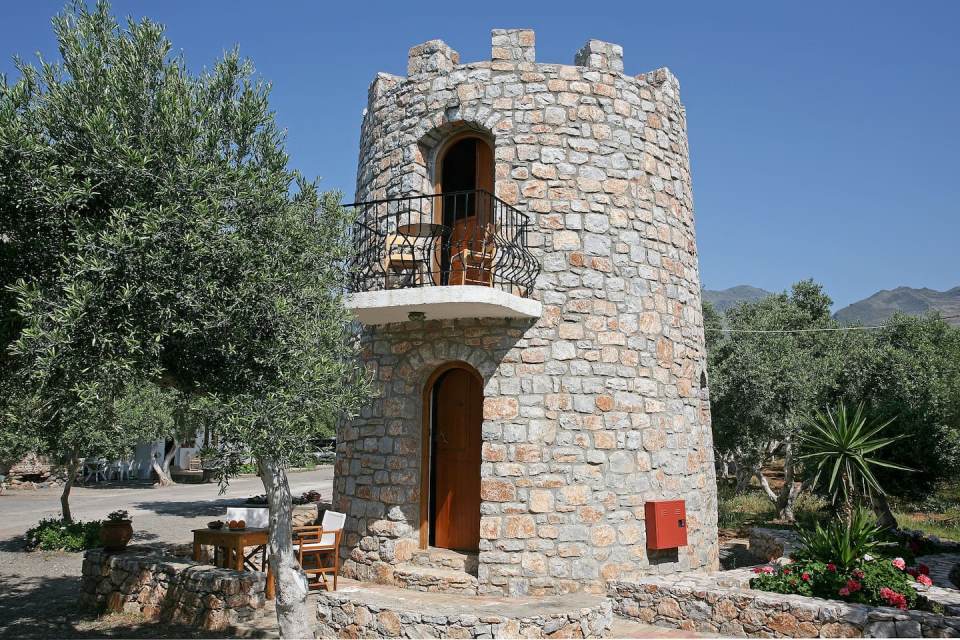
[706,280,837,520]
[0,3,366,635]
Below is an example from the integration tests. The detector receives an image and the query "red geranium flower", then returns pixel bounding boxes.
[846,579,862,593]
[801,572,811,582]
[826,563,837,572]
[917,574,933,587]
[880,587,908,610]
[853,568,865,579]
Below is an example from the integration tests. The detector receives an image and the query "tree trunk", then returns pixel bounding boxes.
[757,441,804,523]
[260,456,314,639]
[734,461,753,494]
[61,456,80,523]
[871,492,899,531]
[152,440,178,486]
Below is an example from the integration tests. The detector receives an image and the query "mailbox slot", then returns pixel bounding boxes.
[645,499,688,550]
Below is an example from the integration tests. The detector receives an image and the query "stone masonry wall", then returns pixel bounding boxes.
[315,588,613,639]
[336,28,718,596]
[79,550,266,631]
[609,573,960,638]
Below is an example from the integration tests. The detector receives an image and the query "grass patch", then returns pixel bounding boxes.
[890,482,960,543]
[717,483,828,532]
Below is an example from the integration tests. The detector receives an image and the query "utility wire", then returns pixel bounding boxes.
[706,314,960,334]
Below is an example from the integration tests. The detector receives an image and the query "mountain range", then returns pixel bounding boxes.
[703,285,960,326]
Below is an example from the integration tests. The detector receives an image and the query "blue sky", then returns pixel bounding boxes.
[3,1,958,309]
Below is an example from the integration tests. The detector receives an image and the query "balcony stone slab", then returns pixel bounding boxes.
[345,285,542,325]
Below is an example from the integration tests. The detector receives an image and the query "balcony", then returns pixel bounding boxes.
[346,190,541,325]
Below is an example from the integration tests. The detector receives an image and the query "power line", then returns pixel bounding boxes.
[706,314,960,334]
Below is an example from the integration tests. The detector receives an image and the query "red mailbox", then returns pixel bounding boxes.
[645,500,687,549]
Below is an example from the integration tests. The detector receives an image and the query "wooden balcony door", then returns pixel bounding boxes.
[428,366,481,551]
[435,134,495,286]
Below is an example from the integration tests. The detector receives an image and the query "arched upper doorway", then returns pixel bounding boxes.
[421,363,482,551]
[434,134,495,287]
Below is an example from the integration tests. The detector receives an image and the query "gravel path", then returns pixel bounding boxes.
[0,468,333,639]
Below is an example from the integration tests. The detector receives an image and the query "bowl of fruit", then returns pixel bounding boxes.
[227,519,247,531]
[207,520,225,530]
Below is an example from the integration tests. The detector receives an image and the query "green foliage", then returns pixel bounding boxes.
[750,556,920,610]
[25,517,102,551]
[795,509,883,570]
[707,280,836,471]
[834,314,960,494]
[0,1,367,490]
[799,402,912,511]
[706,279,960,505]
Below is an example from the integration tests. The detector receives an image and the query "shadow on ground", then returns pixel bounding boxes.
[0,572,245,639]
[131,496,246,519]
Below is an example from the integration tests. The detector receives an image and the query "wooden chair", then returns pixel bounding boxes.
[449,219,497,287]
[292,510,346,591]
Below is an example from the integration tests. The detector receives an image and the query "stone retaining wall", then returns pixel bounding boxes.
[609,573,960,638]
[315,588,613,638]
[79,549,266,631]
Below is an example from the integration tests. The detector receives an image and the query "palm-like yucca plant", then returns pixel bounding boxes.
[799,401,912,525]
[796,508,883,570]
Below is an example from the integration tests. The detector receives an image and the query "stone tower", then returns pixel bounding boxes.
[335,29,719,597]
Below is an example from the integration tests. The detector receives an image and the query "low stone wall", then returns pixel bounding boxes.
[79,549,266,631]
[609,573,960,638]
[749,527,799,562]
[315,581,613,638]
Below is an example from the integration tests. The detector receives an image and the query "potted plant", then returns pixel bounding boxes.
[99,509,133,552]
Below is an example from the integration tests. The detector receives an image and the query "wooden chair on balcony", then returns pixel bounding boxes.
[449,219,497,287]
[292,510,346,591]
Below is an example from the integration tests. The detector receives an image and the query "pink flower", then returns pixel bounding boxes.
[826,563,837,572]
[838,587,850,597]
[801,572,811,582]
[916,574,933,587]
[919,563,930,576]
[880,587,908,610]
[892,557,906,570]
[846,579,862,593]
[761,566,775,574]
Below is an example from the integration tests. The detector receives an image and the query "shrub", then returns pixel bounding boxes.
[25,518,101,551]
[750,556,924,610]
[795,509,882,570]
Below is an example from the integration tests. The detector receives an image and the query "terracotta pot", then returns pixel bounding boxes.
[99,520,133,552]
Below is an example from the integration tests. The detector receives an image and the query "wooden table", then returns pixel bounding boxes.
[192,527,275,599]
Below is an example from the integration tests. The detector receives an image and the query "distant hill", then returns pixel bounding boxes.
[702,285,773,312]
[834,286,960,326]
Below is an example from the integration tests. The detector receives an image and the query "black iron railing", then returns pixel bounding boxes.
[347,190,539,297]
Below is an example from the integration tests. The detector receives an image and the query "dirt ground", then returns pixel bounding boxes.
[0,468,332,639]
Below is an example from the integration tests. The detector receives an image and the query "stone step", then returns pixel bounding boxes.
[610,617,713,638]
[393,563,479,595]
[410,546,479,574]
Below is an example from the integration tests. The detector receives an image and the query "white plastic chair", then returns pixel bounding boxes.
[293,510,346,590]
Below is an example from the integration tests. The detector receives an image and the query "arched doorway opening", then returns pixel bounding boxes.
[434,134,495,287]
[420,362,482,551]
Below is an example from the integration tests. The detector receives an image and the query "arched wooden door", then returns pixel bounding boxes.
[435,135,495,287]
[429,366,482,551]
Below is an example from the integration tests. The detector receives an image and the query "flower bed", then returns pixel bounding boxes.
[750,555,937,612]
